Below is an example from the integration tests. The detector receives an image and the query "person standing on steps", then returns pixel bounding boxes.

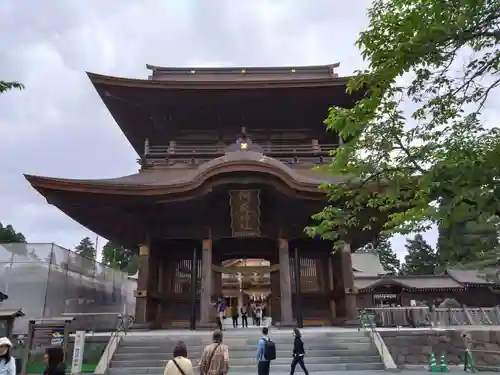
[255,327,276,375]
[164,341,193,375]
[255,305,262,327]
[231,305,239,328]
[290,328,309,375]
[240,304,248,328]
[200,330,229,375]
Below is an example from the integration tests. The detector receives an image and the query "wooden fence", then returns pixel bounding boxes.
[359,306,500,327]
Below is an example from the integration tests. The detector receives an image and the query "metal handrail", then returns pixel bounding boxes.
[358,309,384,358]
[94,313,134,374]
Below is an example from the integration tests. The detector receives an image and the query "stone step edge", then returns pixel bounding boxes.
[108,363,383,369]
[110,358,383,365]
[115,349,377,354]
[111,355,381,361]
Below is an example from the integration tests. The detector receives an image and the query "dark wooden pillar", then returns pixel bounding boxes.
[293,246,303,328]
[341,242,357,322]
[134,241,151,326]
[147,247,159,323]
[328,254,337,322]
[159,256,174,328]
[316,258,325,293]
[278,238,293,326]
[270,269,281,324]
[200,239,213,326]
[190,246,198,330]
[212,257,222,299]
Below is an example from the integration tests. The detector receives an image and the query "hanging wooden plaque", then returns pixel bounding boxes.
[229,189,261,237]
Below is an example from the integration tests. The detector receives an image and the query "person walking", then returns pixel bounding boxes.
[164,341,193,375]
[218,298,227,331]
[255,327,275,375]
[43,347,66,375]
[240,304,248,328]
[212,301,223,331]
[290,328,309,375]
[200,330,229,375]
[0,337,15,375]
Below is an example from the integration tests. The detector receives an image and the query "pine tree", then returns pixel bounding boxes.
[401,234,437,275]
[102,241,138,275]
[374,237,400,274]
[75,237,96,260]
[437,217,499,266]
[0,81,24,94]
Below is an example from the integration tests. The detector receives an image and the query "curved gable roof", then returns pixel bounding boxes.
[25,151,341,197]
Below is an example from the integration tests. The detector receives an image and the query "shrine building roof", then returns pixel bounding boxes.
[355,275,464,291]
[445,268,496,285]
[145,63,341,82]
[87,63,363,155]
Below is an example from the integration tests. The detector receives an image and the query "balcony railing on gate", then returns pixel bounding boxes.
[147,143,338,156]
[141,143,338,167]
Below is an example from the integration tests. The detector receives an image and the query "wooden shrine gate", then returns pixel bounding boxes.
[290,248,331,326]
[154,250,202,329]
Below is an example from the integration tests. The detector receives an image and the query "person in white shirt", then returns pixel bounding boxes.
[0,337,15,375]
[255,305,263,326]
[164,341,193,375]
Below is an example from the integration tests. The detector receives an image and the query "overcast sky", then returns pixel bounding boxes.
[0,0,440,261]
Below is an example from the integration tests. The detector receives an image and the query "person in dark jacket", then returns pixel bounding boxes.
[290,328,309,375]
[43,347,66,375]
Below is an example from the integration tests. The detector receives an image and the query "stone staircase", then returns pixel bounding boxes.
[107,329,384,374]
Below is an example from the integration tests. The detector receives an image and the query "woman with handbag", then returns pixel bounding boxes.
[164,341,193,375]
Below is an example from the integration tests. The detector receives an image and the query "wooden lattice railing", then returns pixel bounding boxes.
[358,306,500,327]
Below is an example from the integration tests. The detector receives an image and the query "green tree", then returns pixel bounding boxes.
[401,234,437,275]
[0,222,26,243]
[307,0,500,248]
[0,81,24,94]
[0,222,28,256]
[102,241,138,275]
[75,237,96,260]
[437,217,499,266]
[373,237,400,274]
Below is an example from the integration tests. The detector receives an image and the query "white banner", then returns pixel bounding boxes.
[71,331,86,375]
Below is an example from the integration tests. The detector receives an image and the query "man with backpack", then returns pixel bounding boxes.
[255,327,276,375]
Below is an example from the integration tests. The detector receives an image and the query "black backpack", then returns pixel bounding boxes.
[263,337,276,361]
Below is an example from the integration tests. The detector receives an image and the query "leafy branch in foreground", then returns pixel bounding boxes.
[0,81,24,94]
[308,0,500,247]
